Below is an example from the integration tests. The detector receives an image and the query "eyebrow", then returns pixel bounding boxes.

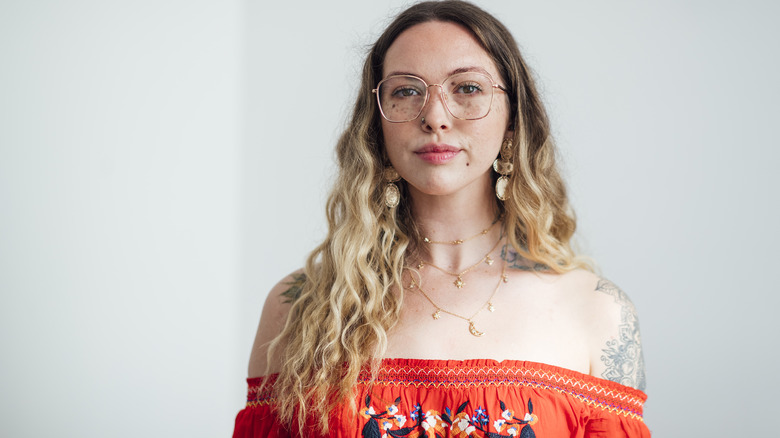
[384,66,492,80]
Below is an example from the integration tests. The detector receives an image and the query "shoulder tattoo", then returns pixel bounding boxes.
[499,244,549,271]
[596,278,647,391]
[280,273,306,304]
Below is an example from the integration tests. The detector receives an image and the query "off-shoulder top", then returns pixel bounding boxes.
[233,358,650,437]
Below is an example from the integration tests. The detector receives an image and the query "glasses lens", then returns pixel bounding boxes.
[443,72,494,120]
[377,76,426,122]
[376,72,496,122]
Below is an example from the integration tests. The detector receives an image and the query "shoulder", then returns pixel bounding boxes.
[581,275,647,391]
[247,269,307,378]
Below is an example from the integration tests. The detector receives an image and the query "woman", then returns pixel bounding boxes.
[234,1,649,436]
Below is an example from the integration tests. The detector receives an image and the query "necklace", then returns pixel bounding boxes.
[409,261,508,337]
[417,236,503,289]
[422,214,502,245]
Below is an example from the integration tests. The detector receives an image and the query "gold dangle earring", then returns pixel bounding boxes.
[384,166,402,208]
[493,138,514,201]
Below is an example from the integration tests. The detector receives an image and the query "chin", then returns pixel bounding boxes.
[410,182,464,198]
[409,173,492,198]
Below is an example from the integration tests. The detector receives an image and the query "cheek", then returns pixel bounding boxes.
[381,119,397,146]
[496,104,512,134]
[380,121,410,158]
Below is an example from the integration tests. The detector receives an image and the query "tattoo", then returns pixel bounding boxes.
[596,279,647,391]
[280,273,306,304]
[500,244,549,271]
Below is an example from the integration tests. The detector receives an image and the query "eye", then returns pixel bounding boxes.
[392,87,423,98]
[454,82,483,95]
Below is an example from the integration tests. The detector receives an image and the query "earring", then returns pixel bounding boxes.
[493,138,513,201]
[383,166,402,208]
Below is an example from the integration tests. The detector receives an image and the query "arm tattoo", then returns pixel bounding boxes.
[596,279,647,391]
[500,244,549,271]
[280,273,306,304]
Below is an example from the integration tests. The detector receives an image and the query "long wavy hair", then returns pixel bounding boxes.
[267,0,588,432]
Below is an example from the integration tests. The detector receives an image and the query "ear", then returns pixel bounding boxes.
[505,111,516,135]
[503,112,515,139]
[504,127,515,141]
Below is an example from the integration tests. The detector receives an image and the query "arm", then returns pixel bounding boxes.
[247,270,306,377]
[234,272,307,437]
[588,278,647,391]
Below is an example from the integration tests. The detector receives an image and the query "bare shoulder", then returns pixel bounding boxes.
[583,275,647,391]
[247,269,307,378]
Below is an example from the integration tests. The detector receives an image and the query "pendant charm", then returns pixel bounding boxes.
[384,183,400,208]
[502,274,508,283]
[468,321,485,337]
[495,175,510,201]
[487,302,495,312]
[432,310,441,320]
[454,277,465,288]
[486,256,493,265]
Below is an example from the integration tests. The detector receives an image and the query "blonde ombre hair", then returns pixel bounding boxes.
[267,0,589,432]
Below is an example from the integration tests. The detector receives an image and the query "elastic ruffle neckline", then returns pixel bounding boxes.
[249,357,647,399]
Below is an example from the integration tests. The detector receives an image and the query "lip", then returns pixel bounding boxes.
[414,143,461,164]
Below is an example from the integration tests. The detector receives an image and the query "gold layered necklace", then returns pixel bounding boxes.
[421,214,502,245]
[408,260,508,337]
[417,236,503,289]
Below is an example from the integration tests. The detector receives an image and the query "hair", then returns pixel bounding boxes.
[267,0,589,433]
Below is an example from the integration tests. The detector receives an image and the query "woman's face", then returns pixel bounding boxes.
[381,21,512,200]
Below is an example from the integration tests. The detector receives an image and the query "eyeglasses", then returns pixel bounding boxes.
[372,71,507,123]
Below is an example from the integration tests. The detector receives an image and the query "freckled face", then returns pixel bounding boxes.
[381,21,512,198]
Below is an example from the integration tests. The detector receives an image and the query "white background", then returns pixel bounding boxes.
[2,1,778,436]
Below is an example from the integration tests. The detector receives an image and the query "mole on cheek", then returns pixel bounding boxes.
[466,162,470,166]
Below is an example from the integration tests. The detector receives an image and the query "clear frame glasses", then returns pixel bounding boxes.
[372,71,507,123]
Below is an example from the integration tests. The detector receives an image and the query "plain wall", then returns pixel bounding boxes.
[2,0,779,437]
[0,1,243,437]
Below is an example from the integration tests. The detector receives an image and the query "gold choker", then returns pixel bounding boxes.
[421,214,502,245]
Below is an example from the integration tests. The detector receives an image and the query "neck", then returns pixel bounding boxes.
[408,181,503,271]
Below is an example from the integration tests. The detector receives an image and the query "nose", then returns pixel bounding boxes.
[420,84,451,132]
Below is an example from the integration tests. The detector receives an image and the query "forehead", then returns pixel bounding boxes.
[382,21,500,81]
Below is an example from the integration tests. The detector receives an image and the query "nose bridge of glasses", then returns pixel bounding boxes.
[422,82,450,116]
[426,83,447,100]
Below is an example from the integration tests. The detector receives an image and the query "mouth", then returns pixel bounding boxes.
[414,143,461,164]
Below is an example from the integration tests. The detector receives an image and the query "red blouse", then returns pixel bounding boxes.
[233,358,650,437]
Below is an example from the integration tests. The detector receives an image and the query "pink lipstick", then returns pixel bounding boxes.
[415,143,460,164]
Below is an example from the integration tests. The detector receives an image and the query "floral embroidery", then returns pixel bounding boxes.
[421,410,448,437]
[489,400,537,437]
[360,395,538,438]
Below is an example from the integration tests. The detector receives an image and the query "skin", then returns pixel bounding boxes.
[248,21,646,391]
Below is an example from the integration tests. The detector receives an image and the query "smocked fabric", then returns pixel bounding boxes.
[233,358,650,437]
